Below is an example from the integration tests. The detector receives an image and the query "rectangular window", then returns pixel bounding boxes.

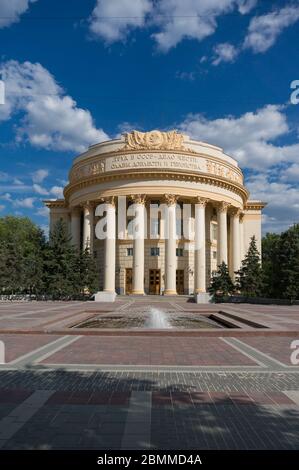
[212,251,217,260]
[150,247,160,256]
[176,248,183,257]
[212,223,217,241]
[127,248,133,256]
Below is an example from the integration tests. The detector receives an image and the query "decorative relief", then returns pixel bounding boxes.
[124,130,186,151]
[206,160,242,184]
[164,194,179,206]
[88,161,105,176]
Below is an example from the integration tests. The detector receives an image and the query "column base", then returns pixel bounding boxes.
[163,289,177,296]
[194,292,212,304]
[131,290,145,295]
[93,291,116,302]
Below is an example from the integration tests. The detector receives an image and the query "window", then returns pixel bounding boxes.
[176,248,183,257]
[212,223,217,240]
[212,251,217,260]
[150,247,160,256]
[127,248,133,256]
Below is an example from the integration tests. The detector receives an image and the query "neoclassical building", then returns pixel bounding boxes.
[45,130,266,301]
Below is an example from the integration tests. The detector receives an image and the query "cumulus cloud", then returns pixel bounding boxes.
[0,0,37,29]
[89,0,152,42]
[244,5,299,53]
[13,197,36,209]
[35,206,49,218]
[178,104,299,170]
[31,169,49,183]
[88,0,256,50]
[0,60,109,152]
[212,43,238,65]
[32,183,49,195]
[50,186,64,198]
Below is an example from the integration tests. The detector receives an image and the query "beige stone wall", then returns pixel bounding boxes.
[243,211,262,257]
[49,208,70,235]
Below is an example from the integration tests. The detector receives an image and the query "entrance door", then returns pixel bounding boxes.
[149,269,160,295]
[176,270,184,295]
[125,268,133,294]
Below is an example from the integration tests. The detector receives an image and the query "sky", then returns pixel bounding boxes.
[0,0,299,235]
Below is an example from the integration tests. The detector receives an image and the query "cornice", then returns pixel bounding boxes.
[64,169,249,204]
[245,201,267,210]
[43,199,67,208]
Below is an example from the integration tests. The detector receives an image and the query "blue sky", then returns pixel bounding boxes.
[0,0,299,234]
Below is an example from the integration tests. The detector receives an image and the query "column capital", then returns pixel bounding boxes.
[71,206,81,216]
[216,201,230,213]
[195,197,209,207]
[164,194,179,206]
[239,211,245,222]
[230,207,242,218]
[130,194,146,205]
[99,196,115,207]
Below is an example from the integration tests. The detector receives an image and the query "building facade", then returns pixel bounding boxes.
[45,130,266,298]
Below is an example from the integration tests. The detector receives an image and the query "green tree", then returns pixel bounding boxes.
[0,216,45,295]
[208,262,235,300]
[75,247,99,295]
[262,232,281,297]
[277,224,299,301]
[44,219,79,298]
[235,236,263,297]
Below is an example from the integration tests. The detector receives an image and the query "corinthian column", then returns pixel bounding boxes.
[231,208,241,278]
[217,202,229,265]
[164,194,178,295]
[103,197,116,293]
[194,197,208,293]
[82,202,94,252]
[71,207,81,250]
[131,195,146,295]
[239,211,245,263]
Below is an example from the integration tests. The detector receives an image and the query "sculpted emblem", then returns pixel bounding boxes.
[124,130,185,151]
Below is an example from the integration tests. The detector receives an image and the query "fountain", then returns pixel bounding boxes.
[145,308,173,329]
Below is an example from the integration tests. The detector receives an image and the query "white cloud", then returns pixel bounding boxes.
[35,206,49,217]
[0,204,5,212]
[0,60,109,152]
[151,0,256,52]
[0,193,12,201]
[178,104,299,170]
[0,0,37,29]
[89,0,152,42]
[31,169,48,183]
[280,163,299,183]
[212,43,238,65]
[50,186,64,198]
[0,172,9,181]
[32,183,49,195]
[13,197,36,209]
[244,5,299,53]
[246,173,299,233]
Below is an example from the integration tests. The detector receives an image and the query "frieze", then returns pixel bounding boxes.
[70,152,243,186]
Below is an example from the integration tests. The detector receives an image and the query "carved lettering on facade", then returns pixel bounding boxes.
[70,153,242,186]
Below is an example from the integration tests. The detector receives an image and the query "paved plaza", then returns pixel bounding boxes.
[0,298,299,450]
